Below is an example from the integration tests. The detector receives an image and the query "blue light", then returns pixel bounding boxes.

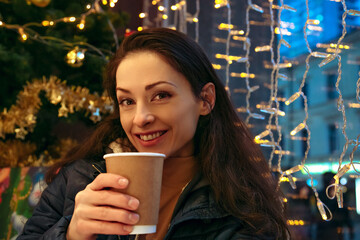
[307,178,318,187]
[340,178,348,185]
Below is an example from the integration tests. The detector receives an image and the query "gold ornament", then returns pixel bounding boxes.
[30,0,51,8]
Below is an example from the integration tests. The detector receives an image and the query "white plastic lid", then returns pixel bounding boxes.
[130,225,157,235]
[103,152,166,159]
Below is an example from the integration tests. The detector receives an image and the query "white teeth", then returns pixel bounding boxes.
[140,132,162,141]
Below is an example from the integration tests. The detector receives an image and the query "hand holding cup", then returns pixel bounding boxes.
[66,173,140,240]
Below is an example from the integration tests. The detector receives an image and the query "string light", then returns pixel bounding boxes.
[290,122,306,136]
[255,45,271,52]
[218,23,234,30]
[214,0,228,9]
[260,107,286,116]
[347,9,360,16]
[0,0,119,62]
[255,130,270,141]
[230,72,255,78]
[272,4,297,12]
[77,17,86,30]
[285,92,301,105]
[306,19,320,25]
[66,47,86,67]
[18,28,28,41]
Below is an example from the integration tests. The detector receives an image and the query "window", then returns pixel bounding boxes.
[327,74,337,100]
[328,123,339,154]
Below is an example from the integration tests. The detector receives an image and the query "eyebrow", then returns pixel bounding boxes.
[116,81,177,93]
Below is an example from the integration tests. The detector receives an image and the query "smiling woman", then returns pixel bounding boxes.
[18,28,290,240]
[115,51,210,158]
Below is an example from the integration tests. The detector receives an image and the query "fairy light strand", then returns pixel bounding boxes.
[284,0,360,211]
[244,0,265,123]
[194,0,200,42]
[0,0,118,62]
[356,71,360,103]
[224,1,232,95]
[263,0,277,168]
[265,0,287,170]
[317,0,349,178]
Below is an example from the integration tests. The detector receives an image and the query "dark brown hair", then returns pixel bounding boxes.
[47,28,288,238]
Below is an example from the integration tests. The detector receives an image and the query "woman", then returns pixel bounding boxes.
[18,28,289,239]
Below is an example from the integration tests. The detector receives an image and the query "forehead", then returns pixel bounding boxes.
[115,51,187,87]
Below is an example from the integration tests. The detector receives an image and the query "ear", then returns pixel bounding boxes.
[199,83,216,116]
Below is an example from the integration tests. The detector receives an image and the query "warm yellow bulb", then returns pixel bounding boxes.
[212,64,222,70]
[152,0,157,5]
[137,26,143,31]
[193,17,198,22]
[218,23,234,29]
[102,0,108,5]
[69,17,76,22]
[20,33,27,40]
[215,4,221,8]
[139,13,146,18]
[162,14,168,20]
[78,23,85,30]
[0,21,3,26]
[171,5,177,10]
[109,2,115,7]
[42,20,50,26]
[158,6,165,11]
[86,4,91,9]
[49,21,54,26]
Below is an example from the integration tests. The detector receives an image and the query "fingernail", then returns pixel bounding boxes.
[129,213,139,222]
[123,225,133,233]
[128,198,140,209]
[118,178,129,187]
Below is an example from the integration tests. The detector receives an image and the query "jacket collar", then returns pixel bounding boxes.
[166,172,230,239]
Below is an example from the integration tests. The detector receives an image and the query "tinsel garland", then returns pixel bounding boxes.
[0,75,113,140]
[0,76,114,167]
[0,138,77,167]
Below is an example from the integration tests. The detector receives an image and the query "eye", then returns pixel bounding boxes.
[153,92,172,101]
[119,98,135,107]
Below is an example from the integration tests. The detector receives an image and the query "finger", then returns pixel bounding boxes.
[74,219,134,236]
[88,173,129,191]
[81,189,140,211]
[82,205,140,224]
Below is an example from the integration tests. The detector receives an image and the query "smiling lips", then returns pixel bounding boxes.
[137,131,166,141]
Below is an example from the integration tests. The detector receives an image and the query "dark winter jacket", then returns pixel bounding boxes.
[17,158,268,240]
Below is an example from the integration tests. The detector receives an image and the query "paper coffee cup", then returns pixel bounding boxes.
[103,152,165,235]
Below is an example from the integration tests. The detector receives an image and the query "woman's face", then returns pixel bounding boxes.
[115,51,204,158]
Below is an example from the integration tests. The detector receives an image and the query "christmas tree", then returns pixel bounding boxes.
[0,0,129,167]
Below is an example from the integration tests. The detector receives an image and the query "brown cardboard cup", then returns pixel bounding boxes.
[103,152,165,235]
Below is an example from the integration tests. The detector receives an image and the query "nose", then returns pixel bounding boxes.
[133,103,155,127]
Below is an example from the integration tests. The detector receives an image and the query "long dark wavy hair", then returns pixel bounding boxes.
[47,28,289,239]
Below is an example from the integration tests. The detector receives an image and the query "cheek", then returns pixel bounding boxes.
[119,113,131,133]
[171,106,199,136]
